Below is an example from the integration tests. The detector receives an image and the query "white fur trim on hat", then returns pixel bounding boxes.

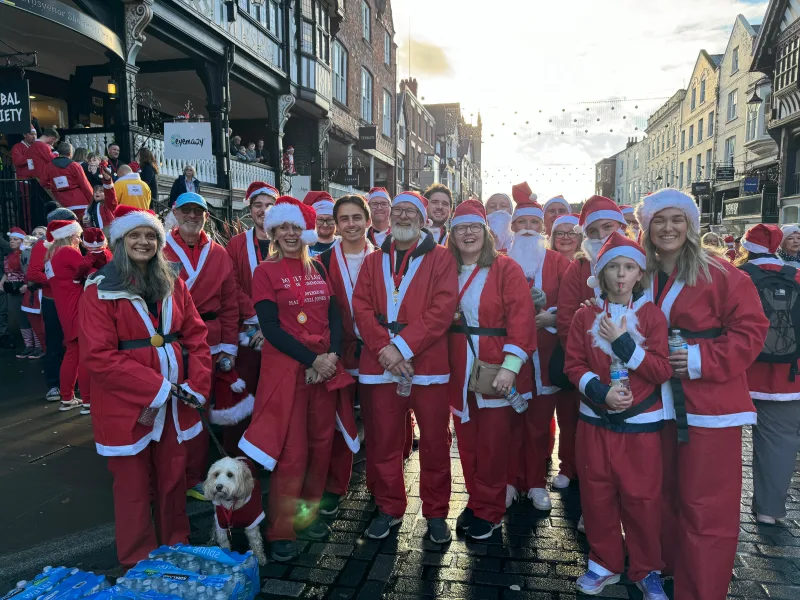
[620,206,635,215]
[312,200,334,216]
[782,225,800,240]
[554,214,579,228]
[742,241,769,254]
[635,189,700,234]
[265,203,305,233]
[595,246,646,274]
[7,231,25,239]
[249,186,279,200]
[393,192,426,218]
[51,221,82,241]
[584,210,627,231]
[368,189,391,201]
[451,214,486,227]
[544,196,570,211]
[109,211,166,248]
[512,207,544,221]
[83,241,106,250]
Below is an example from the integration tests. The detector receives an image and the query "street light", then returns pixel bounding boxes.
[747,90,763,105]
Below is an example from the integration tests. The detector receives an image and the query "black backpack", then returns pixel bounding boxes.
[740,263,800,378]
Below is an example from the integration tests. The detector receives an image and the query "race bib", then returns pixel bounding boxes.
[53,176,69,189]
[128,184,143,195]
[26,159,34,170]
[45,261,54,280]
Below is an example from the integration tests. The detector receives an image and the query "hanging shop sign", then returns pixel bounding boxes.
[716,166,735,182]
[743,177,759,193]
[164,122,213,161]
[358,126,377,150]
[691,181,711,195]
[0,79,31,135]
[343,174,359,186]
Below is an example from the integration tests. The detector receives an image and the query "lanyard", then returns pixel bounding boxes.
[390,241,418,292]
[253,233,268,264]
[281,259,308,324]
[342,245,367,287]
[455,265,482,321]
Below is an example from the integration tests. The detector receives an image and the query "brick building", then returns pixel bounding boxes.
[397,78,438,194]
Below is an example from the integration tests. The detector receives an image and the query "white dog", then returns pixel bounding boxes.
[203,456,267,565]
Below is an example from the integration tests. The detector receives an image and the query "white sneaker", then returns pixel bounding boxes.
[59,399,82,411]
[79,404,91,415]
[756,513,776,525]
[45,387,61,402]
[577,514,586,533]
[552,474,571,489]
[505,484,518,508]
[527,488,552,511]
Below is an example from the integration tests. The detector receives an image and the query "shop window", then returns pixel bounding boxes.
[30,96,68,129]
[783,205,799,224]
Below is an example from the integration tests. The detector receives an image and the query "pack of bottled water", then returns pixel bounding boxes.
[2,567,111,600]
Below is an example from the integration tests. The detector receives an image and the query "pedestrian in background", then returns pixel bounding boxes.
[136,147,159,200]
[778,225,800,268]
[115,165,152,210]
[168,165,201,207]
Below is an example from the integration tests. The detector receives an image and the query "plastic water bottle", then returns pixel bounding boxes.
[219,357,232,372]
[610,356,630,391]
[668,329,688,355]
[505,387,529,413]
[397,375,412,397]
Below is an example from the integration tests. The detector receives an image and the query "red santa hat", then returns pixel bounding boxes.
[263,196,318,245]
[742,224,782,255]
[782,225,800,240]
[392,191,428,219]
[109,205,166,248]
[723,234,735,248]
[245,181,279,205]
[511,181,538,205]
[451,199,487,228]
[82,227,107,249]
[303,191,335,216]
[575,195,626,233]
[512,199,544,223]
[634,188,700,234]
[7,227,26,240]
[543,195,571,213]
[552,213,580,229]
[367,187,391,202]
[46,220,82,245]
[588,232,646,288]
[619,204,635,216]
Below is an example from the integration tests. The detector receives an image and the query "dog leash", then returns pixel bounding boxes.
[175,381,229,458]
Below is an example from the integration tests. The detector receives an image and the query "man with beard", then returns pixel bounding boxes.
[164,192,242,499]
[505,193,571,511]
[305,191,339,256]
[620,205,641,241]
[424,183,453,245]
[366,188,391,247]
[543,196,571,236]
[353,191,458,543]
[226,182,279,393]
[485,193,514,252]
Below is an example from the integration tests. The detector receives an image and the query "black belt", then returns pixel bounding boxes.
[377,315,407,335]
[118,333,180,350]
[199,311,218,321]
[448,324,508,336]
[584,389,660,426]
[670,327,723,444]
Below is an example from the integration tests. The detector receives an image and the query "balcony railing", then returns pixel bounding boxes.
[230,159,276,189]
[328,182,367,198]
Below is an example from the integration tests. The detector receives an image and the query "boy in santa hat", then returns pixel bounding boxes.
[304,191,338,256]
[564,232,672,598]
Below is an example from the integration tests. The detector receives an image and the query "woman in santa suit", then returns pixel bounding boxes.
[736,225,800,526]
[447,200,536,540]
[238,196,346,563]
[79,205,212,568]
[635,189,769,600]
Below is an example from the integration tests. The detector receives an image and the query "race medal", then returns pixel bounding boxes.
[454,310,461,322]
[297,311,308,324]
[150,333,164,347]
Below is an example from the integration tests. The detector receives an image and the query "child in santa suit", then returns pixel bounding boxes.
[564,233,672,598]
[84,168,118,232]
[75,228,113,281]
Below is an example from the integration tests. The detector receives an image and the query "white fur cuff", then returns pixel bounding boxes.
[625,344,646,370]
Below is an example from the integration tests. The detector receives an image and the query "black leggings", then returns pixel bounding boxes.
[41,297,64,389]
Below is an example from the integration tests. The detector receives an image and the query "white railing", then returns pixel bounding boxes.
[328,182,368,198]
[230,159,276,189]
[62,130,116,158]
[136,135,218,185]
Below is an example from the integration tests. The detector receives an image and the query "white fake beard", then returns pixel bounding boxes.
[392,222,421,243]
[487,211,513,250]
[582,235,609,264]
[508,231,547,279]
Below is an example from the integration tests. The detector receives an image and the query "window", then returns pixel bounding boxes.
[727,90,738,121]
[361,68,373,122]
[687,158,693,183]
[708,111,714,136]
[689,125,694,148]
[706,149,712,175]
[691,86,697,111]
[732,47,739,74]
[382,89,392,137]
[301,21,314,54]
[332,42,347,104]
[700,76,706,104]
[776,39,799,92]
[634,151,639,169]
[384,30,391,66]
[397,157,404,184]
[673,126,677,145]
[724,136,736,165]
[746,105,758,141]
[696,153,702,179]
[671,159,676,186]
[620,160,624,175]
[679,162,684,188]
[698,118,703,142]
[361,1,370,41]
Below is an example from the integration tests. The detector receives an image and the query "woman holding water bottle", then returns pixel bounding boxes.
[635,189,769,600]
[444,200,536,541]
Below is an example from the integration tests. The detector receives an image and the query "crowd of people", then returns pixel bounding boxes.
[4,153,799,599]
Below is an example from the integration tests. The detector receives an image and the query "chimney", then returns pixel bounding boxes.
[402,78,418,97]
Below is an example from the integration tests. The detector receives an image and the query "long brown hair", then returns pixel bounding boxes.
[447,224,498,272]
[138,147,159,174]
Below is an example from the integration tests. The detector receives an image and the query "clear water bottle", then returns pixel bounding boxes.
[668,329,688,355]
[218,357,232,372]
[397,375,412,397]
[506,387,529,413]
[610,356,630,391]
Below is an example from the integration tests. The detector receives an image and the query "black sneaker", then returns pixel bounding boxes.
[16,347,33,359]
[456,507,474,532]
[467,517,501,540]
[318,491,341,517]
[365,513,402,539]
[270,540,298,562]
[428,518,452,543]
[27,348,43,360]
[304,519,331,540]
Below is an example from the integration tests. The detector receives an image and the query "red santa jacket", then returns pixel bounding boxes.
[26,140,55,179]
[165,229,239,355]
[565,296,671,431]
[27,238,52,298]
[213,462,265,531]
[41,158,93,216]
[12,141,33,179]
[226,229,263,336]
[556,256,598,346]
[48,246,87,342]
[740,257,800,401]
[353,231,458,385]
[86,183,119,231]
[80,264,212,456]
[447,256,536,421]
[649,258,769,427]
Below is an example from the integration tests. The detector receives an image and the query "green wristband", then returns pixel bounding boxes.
[501,354,523,375]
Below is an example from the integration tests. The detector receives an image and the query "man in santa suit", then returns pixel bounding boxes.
[316,195,374,517]
[12,127,37,227]
[353,191,458,543]
[542,195,571,236]
[226,181,279,393]
[164,192,241,500]
[505,191,572,511]
[26,128,59,182]
[305,191,338,256]
[484,193,514,252]
[424,183,453,245]
[40,142,94,220]
[366,188,391,247]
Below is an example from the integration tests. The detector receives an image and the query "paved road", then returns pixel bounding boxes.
[2,348,800,599]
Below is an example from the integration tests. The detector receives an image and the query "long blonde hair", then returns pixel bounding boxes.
[642,218,725,286]
[446,224,497,272]
[267,231,313,275]
[45,236,77,262]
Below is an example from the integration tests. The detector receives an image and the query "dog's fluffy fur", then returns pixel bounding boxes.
[203,456,267,565]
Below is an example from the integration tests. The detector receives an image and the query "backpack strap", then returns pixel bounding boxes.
[318,248,332,274]
[780,264,798,280]
[739,262,766,285]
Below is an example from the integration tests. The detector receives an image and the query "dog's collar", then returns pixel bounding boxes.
[212,493,252,510]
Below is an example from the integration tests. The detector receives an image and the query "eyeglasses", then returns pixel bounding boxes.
[369,202,390,210]
[554,231,578,239]
[317,219,335,227]
[390,207,419,217]
[453,224,484,235]
[179,206,206,216]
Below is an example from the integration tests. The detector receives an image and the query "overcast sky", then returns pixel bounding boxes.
[391,0,769,204]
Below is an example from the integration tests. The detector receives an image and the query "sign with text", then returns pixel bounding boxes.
[691,181,711,195]
[358,126,377,150]
[0,79,31,135]
[164,122,212,161]
[744,177,759,193]
[343,174,359,186]
[290,175,312,198]
[716,166,735,182]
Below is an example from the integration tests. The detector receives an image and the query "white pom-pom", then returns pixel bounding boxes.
[573,224,583,233]
[230,378,247,393]
[530,193,538,201]
[300,229,318,245]
[587,276,600,288]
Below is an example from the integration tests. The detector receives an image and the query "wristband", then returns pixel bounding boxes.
[501,354,523,375]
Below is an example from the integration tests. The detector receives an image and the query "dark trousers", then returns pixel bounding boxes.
[41,297,64,389]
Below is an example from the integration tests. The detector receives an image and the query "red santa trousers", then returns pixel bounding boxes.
[507,414,526,491]
[60,338,90,402]
[525,390,580,489]
[576,421,663,583]
[660,422,742,599]
[361,383,451,519]
[266,371,337,542]
[236,346,261,394]
[325,384,356,496]
[27,313,46,352]
[454,393,513,524]
[106,413,189,567]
